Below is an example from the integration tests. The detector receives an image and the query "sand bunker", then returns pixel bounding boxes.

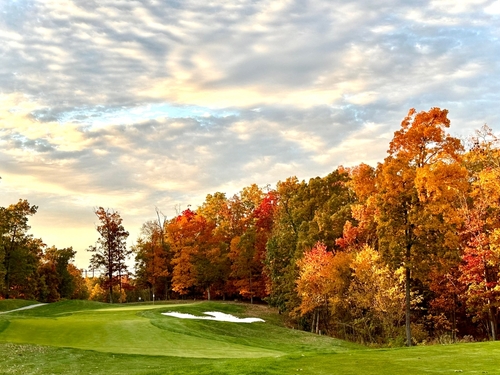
[162,311,265,323]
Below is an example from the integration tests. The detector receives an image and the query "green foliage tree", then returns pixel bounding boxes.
[265,170,353,315]
[38,246,77,302]
[0,199,41,299]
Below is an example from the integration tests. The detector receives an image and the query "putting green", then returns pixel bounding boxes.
[0,303,282,358]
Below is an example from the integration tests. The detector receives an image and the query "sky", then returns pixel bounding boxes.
[1,0,499,270]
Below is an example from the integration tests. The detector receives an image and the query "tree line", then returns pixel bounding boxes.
[0,200,88,302]
[1,107,500,346]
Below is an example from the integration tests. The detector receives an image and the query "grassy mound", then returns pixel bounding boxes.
[0,300,499,375]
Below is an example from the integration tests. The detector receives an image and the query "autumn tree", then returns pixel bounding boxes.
[228,185,272,303]
[197,185,271,301]
[458,127,500,340]
[167,209,223,298]
[230,229,269,303]
[347,245,405,344]
[336,163,378,252]
[427,267,466,342]
[88,207,130,303]
[198,192,231,238]
[134,214,172,301]
[232,190,277,303]
[266,170,352,314]
[38,246,77,302]
[197,192,235,297]
[376,108,466,346]
[67,263,89,300]
[296,242,351,335]
[0,199,41,299]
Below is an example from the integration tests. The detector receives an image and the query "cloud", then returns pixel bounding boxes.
[1,0,499,267]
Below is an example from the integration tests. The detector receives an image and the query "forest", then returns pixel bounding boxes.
[1,107,500,347]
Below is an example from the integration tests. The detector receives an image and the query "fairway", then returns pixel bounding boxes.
[1,300,499,375]
[0,302,285,358]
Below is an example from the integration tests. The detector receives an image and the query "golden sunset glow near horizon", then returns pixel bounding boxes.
[1,0,499,270]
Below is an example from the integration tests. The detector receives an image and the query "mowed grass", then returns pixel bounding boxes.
[0,300,499,375]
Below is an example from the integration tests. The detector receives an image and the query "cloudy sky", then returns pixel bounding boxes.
[1,0,499,269]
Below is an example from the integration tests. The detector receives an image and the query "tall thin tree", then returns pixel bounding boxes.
[88,207,129,303]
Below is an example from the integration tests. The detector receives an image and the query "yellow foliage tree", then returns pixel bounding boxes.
[348,245,405,343]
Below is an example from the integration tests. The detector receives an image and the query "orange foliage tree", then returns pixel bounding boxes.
[229,187,276,303]
[458,129,500,340]
[134,218,171,301]
[296,242,351,334]
[375,108,466,346]
[167,209,224,299]
[336,163,378,252]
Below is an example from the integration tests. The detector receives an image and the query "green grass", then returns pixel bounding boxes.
[0,299,499,374]
[0,299,39,312]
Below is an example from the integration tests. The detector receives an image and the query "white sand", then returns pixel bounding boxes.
[162,311,265,323]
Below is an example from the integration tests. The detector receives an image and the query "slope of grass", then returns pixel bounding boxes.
[143,302,358,354]
[0,300,499,375]
[2,299,108,317]
[0,299,39,312]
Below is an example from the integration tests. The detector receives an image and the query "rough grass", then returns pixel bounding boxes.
[0,300,499,375]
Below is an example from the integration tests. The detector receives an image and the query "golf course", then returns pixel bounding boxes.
[0,300,499,375]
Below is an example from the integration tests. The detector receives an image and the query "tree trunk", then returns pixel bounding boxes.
[405,265,412,347]
[488,304,497,341]
[452,293,457,343]
[108,265,113,304]
[5,251,11,299]
[5,227,17,299]
[316,310,320,334]
[118,268,122,302]
[206,287,211,301]
[249,273,253,304]
[311,310,316,333]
